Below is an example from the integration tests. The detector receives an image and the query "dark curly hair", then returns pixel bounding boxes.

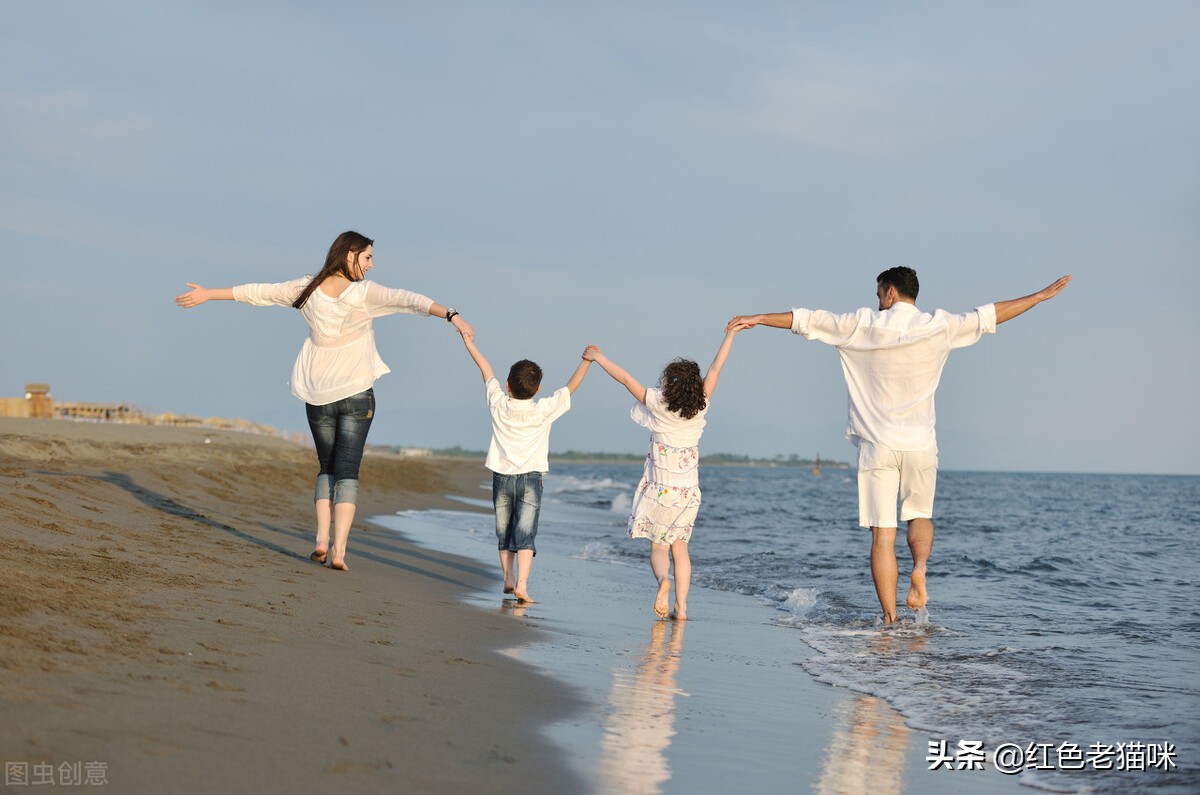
[660,359,706,419]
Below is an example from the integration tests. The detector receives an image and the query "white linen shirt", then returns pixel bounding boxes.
[233,278,434,405]
[791,302,997,451]
[484,377,572,475]
[630,388,708,448]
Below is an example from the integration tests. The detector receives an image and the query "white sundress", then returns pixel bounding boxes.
[627,389,708,545]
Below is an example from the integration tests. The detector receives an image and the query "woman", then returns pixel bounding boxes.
[175,230,472,571]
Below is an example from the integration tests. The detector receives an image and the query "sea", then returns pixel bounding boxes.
[379,464,1198,794]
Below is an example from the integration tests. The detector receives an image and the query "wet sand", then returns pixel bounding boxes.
[0,418,584,794]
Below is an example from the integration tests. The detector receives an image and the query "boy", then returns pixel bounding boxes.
[459,329,592,603]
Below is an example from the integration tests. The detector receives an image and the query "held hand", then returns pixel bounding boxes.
[1036,275,1072,303]
[582,344,601,361]
[175,283,208,309]
[451,314,474,339]
[725,315,759,332]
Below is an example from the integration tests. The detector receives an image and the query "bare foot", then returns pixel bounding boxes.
[503,584,515,595]
[906,571,927,611]
[329,558,349,572]
[309,548,328,564]
[514,590,536,604]
[654,579,671,618]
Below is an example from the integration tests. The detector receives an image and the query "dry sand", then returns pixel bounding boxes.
[0,418,584,793]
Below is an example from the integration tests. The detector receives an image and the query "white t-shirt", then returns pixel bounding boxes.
[631,387,708,448]
[791,301,997,451]
[484,377,572,474]
[233,278,434,405]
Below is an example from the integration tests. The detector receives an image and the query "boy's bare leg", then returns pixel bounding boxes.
[329,502,356,571]
[311,498,331,562]
[870,526,899,623]
[513,549,535,602]
[906,518,933,610]
[669,539,691,620]
[499,550,515,593]
[650,542,672,618]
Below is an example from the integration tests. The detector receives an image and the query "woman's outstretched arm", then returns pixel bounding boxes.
[175,284,234,308]
[583,345,647,404]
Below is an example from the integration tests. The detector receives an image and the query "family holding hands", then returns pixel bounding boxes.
[177,230,1070,623]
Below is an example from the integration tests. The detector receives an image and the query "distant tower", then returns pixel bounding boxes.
[813,453,821,477]
[24,383,52,419]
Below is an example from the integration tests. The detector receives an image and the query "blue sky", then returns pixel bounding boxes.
[3,2,1197,474]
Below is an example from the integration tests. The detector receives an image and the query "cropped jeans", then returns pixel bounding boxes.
[306,388,375,506]
[492,471,542,554]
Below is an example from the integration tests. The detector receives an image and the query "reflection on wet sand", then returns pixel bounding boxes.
[600,620,687,795]
[815,631,929,795]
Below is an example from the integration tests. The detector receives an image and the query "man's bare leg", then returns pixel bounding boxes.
[669,540,691,620]
[650,542,672,618]
[870,526,899,623]
[499,550,515,594]
[906,518,933,610]
[329,502,356,571]
[311,498,332,562]
[513,549,535,603]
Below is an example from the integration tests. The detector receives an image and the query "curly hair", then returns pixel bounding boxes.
[660,358,706,419]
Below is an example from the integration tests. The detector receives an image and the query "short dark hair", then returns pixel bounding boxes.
[877,266,919,300]
[507,360,543,399]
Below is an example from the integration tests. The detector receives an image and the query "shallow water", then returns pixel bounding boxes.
[380,465,1198,794]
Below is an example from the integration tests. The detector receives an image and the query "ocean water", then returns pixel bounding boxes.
[525,464,1197,794]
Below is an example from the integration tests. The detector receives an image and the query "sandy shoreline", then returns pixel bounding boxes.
[0,418,584,793]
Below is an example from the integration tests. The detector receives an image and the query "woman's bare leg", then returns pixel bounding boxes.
[329,502,356,571]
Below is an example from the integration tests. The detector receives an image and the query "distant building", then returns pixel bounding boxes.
[0,383,54,419]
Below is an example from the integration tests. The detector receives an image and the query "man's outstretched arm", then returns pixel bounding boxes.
[994,275,1072,324]
[725,311,794,332]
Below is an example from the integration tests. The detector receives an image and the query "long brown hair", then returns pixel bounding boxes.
[292,231,374,309]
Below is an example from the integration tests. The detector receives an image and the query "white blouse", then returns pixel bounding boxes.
[631,388,708,448]
[234,277,434,405]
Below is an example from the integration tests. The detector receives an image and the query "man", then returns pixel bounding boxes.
[728,269,1071,623]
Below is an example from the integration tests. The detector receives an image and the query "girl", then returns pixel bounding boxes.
[583,325,745,619]
[175,230,472,572]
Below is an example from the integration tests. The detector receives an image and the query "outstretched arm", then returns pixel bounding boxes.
[429,301,475,339]
[703,324,747,397]
[565,354,593,395]
[994,275,1072,324]
[582,345,648,404]
[175,284,234,308]
[725,311,794,332]
[458,327,494,383]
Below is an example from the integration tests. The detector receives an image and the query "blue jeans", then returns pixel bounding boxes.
[493,471,542,554]
[306,389,375,506]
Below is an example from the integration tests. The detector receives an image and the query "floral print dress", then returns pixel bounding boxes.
[627,388,708,545]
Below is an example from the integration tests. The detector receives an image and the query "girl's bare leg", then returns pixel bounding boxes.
[669,539,691,620]
[650,542,672,618]
[329,502,356,571]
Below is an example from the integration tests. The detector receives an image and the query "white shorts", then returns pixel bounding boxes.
[856,439,938,529]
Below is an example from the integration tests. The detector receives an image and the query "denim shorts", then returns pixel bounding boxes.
[306,389,375,505]
[492,471,542,554]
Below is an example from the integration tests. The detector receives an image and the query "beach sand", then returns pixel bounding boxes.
[0,418,584,793]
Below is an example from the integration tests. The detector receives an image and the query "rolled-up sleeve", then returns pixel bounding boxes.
[233,278,308,307]
[944,304,997,349]
[792,307,866,346]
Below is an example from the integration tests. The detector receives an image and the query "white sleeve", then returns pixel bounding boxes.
[791,307,868,346]
[363,281,435,318]
[232,277,310,307]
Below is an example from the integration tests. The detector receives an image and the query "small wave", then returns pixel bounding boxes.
[610,492,632,515]
[544,474,633,494]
